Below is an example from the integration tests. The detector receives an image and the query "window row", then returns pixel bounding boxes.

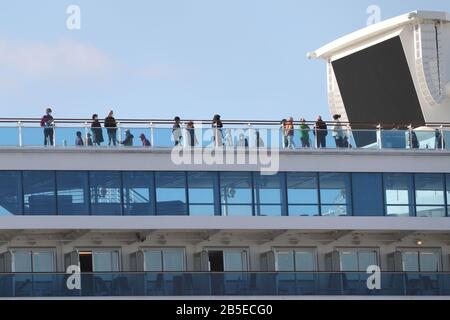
[0,247,441,273]
[0,171,449,217]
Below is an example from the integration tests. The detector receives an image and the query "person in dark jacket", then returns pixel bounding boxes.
[91,114,104,146]
[314,115,328,148]
[104,110,117,146]
[139,133,151,147]
[212,114,223,147]
[75,131,84,146]
[40,108,54,146]
[172,116,182,146]
[121,129,134,146]
[186,121,197,147]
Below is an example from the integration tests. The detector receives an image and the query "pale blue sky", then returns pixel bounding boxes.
[0,0,448,121]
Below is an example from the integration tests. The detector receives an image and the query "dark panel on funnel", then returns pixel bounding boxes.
[332,36,425,146]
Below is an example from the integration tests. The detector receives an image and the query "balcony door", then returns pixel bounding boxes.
[206,249,248,272]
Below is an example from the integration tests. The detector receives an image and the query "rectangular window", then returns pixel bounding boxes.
[414,174,445,217]
[287,172,319,216]
[56,171,89,215]
[319,173,351,216]
[275,249,317,271]
[0,171,22,215]
[383,173,414,216]
[155,172,187,215]
[12,249,55,272]
[143,249,185,272]
[254,173,284,216]
[220,172,253,216]
[352,173,384,216]
[122,171,153,215]
[338,249,378,272]
[23,171,56,215]
[92,250,120,272]
[89,171,122,215]
[400,249,441,272]
[187,172,218,216]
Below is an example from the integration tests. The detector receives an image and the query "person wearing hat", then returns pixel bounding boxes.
[40,107,55,146]
[139,133,151,147]
[120,129,134,147]
[172,116,182,146]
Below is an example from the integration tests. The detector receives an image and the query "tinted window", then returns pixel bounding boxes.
[0,171,22,215]
[155,172,187,215]
[122,171,153,215]
[384,173,413,216]
[352,173,384,216]
[23,171,56,215]
[56,171,89,215]
[187,172,217,216]
[220,172,253,216]
[254,173,284,216]
[319,173,351,216]
[89,171,122,215]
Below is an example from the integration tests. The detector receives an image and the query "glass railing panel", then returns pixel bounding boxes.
[380,130,408,149]
[22,126,49,147]
[348,129,379,149]
[413,129,439,150]
[0,125,19,147]
[55,126,86,147]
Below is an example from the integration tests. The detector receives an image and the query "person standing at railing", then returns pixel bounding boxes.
[40,108,54,146]
[212,114,223,147]
[75,131,84,146]
[172,116,182,146]
[332,114,344,148]
[314,116,328,148]
[104,111,117,146]
[280,119,288,148]
[91,114,104,146]
[299,118,311,148]
[186,121,198,147]
[285,117,295,149]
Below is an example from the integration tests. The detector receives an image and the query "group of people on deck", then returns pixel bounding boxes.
[281,114,349,149]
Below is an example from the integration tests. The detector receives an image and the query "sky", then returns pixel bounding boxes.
[0,0,448,121]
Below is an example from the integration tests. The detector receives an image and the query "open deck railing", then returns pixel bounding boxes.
[0,118,449,151]
[0,271,449,297]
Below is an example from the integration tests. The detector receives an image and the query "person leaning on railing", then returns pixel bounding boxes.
[40,107,55,146]
[299,118,311,148]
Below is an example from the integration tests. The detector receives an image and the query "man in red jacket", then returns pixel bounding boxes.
[40,108,54,146]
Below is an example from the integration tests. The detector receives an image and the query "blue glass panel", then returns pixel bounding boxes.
[415,174,445,205]
[155,172,187,215]
[352,173,384,216]
[288,205,319,216]
[220,172,253,216]
[287,172,318,204]
[0,171,22,215]
[254,173,283,216]
[56,171,89,215]
[122,171,153,215]
[187,172,216,204]
[383,173,413,216]
[23,171,56,215]
[89,171,122,215]
[319,173,351,216]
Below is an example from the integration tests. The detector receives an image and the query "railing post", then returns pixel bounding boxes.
[314,126,318,149]
[377,124,382,149]
[440,125,445,151]
[182,122,187,148]
[346,124,351,149]
[247,123,253,148]
[150,122,154,148]
[408,124,413,149]
[18,121,23,147]
[53,121,56,147]
[84,122,89,145]
[117,122,121,147]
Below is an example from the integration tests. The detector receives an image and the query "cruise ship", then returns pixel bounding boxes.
[1,10,450,300]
